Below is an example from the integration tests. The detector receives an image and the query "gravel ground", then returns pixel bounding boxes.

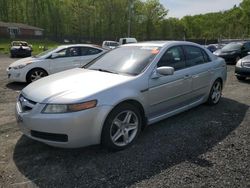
[0,54,249,188]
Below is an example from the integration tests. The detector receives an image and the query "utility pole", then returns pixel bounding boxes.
[127,0,133,37]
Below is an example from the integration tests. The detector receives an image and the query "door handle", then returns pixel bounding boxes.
[184,75,191,79]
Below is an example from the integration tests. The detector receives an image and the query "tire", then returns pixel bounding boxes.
[236,76,246,81]
[101,103,142,151]
[207,79,222,105]
[26,68,48,83]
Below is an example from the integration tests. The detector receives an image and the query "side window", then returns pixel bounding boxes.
[243,42,250,51]
[201,49,211,62]
[55,47,80,58]
[57,48,67,58]
[80,47,89,56]
[157,46,185,70]
[184,45,205,67]
[67,47,80,57]
[87,48,102,55]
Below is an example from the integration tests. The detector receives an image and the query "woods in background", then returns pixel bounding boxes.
[0,0,250,42]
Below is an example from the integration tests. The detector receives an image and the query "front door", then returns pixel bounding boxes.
[49,47,81,74]
[148,46,192,118]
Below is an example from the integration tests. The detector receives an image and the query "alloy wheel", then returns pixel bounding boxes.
[110,110,139,147]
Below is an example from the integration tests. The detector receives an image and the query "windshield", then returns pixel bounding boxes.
[222,43,243,51]
[34,47,57,58]
[85,46,160,75]
[12,41,28,46]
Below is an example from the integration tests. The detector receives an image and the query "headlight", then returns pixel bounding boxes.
[12,62,32,69]
[236,59,243,68]
[42,100,97,113]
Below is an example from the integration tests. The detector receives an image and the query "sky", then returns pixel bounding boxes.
[160,0,243,18]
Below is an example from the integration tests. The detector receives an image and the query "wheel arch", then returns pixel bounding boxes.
[103,99,147,132]
[26,67,49,82]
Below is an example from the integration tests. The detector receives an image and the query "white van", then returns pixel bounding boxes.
[119,38,137,45]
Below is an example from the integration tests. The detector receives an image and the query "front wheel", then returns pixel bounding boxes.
[101,103,142,150]
[27,69,48,83]
[207,79,222,105]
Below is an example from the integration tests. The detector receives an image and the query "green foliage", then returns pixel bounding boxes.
[0,0,249,41]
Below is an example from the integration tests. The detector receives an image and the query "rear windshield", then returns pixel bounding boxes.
[85,46,160,75]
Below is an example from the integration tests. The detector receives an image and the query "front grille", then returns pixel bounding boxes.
[19,94,37,112]
[31,130,68,142]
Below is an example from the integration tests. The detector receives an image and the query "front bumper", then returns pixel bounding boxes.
[235,67,250,77]
[6,67,27,82]
[11,49,31,56]
[15,100,113,148]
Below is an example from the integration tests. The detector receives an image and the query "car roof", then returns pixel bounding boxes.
[57,44,103,49]
[11,41,28,43]
[123,40,202,48]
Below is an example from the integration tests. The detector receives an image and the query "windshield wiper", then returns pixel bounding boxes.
[90,68,118,74]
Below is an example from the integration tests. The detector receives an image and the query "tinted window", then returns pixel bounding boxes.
[183,46,205,67]
[80,47,102,56]
[57,47,80,58]
[243,42,250,51]
[85,46,160,75]
[88,48,102,55]
[157,46,185,70]
[201,49,211,62]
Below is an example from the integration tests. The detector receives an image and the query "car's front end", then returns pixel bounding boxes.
[235,55,250,80]
[7,57,40,82]
[213,49,240,63]
[15,67,137,148]
[10,46,32,57]
[16,93,112,148]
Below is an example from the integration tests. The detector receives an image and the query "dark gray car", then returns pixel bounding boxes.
[235,54,250,80]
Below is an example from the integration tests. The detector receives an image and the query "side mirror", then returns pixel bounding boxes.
[51,53,60,59]
[248,52,250,55]
[151,66,174,79]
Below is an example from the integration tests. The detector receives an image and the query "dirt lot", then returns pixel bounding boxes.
[0,54,249,188]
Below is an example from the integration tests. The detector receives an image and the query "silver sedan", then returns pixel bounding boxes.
[16,41,227,150]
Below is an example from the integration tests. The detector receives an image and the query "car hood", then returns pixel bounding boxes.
[214,49,240,55]
[9,57,41,67]
[22,68,133,103]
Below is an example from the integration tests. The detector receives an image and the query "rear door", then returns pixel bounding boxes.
[182,45,213,101]
[49,47,81,74]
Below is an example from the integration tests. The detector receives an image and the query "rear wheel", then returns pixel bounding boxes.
[207,79,222,105]
[27,69,48,83]
[101,103,142,150]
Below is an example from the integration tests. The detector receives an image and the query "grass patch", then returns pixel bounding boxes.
[0,38,60,56]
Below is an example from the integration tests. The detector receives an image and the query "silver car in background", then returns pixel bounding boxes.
[16,41,227,150]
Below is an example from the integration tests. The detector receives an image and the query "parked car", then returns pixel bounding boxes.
[119,37,137,45]
[235,53,250,81]
[213,41,250,64]
[102,41,119,50]
[15,41,226,150]
[7,44,105,83]
[10,41,32,58]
